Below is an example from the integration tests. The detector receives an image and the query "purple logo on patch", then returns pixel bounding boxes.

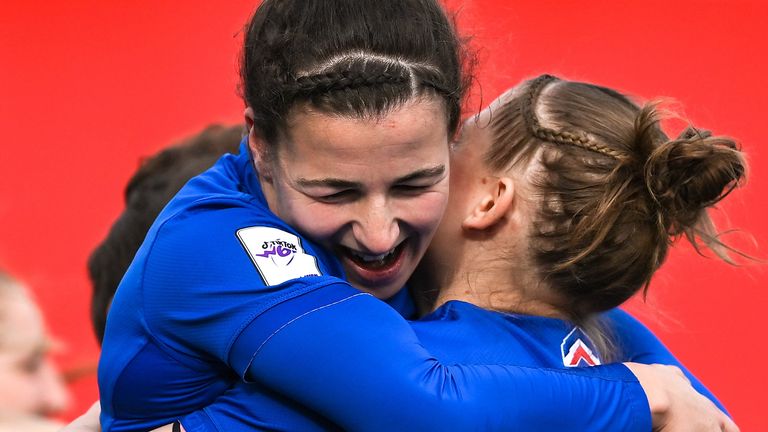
[255,240,298,262]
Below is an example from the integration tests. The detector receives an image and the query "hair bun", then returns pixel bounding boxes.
[644,126,745,233]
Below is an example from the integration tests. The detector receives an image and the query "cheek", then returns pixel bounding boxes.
[402,191,450,236]
[280,198,350,242]
[444,184,470,224]
[0,366,34,410]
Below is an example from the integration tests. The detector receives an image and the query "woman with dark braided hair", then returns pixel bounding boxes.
[95,0,734,431]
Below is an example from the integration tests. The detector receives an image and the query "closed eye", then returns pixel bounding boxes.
[315,189,359,203]
[393,184,433,195]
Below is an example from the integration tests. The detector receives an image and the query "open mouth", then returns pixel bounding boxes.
[342,240,407,271]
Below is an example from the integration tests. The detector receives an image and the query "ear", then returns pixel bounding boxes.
[461,177,515,230]
[244,107,274,180]
[244,107,255,129]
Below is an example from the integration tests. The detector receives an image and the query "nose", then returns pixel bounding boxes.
[351,197,401,254]
[36,359,70,416]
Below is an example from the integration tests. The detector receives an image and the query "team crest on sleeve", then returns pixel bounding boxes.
[237,226,321,286]
[561,327,601,367]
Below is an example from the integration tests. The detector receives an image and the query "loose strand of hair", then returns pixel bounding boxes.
[551,173,633,272]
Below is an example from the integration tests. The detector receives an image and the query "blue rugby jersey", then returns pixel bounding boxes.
[413,302,724,411]
[181,302,725,431]
[99,140,650,432]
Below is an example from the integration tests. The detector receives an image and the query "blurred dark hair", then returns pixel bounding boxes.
[88,124,244,343]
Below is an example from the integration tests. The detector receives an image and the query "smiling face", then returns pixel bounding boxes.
[254,97,451,299]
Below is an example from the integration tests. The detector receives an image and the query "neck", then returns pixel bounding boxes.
[414,235,566,319]
[435,277,566,319]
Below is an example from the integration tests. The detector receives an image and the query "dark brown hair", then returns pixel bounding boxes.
[487,75,746,325]
[88,125,243,343]
[240,0,470,149]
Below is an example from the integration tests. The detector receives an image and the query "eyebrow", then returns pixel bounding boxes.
[296,165,446,189]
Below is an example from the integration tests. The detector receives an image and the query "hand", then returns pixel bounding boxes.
[56,402,184,432]
[57,401,100,432]
[624,363,739,432]
[150,422,185,432]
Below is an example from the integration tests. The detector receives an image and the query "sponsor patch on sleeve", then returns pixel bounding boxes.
[237,226,321,286]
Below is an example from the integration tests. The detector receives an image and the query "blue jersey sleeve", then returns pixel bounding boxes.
[202,285,649,431]
[603,308,728,414]
[139,201,350,370]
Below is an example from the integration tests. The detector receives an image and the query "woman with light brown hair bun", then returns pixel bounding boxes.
[413,74,746,427]
[424,74,745,323]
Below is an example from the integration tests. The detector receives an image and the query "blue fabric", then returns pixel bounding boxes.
[188,301,724,431]
[383,284,417,319]
[99,140,650,432]
[414,303,726,411]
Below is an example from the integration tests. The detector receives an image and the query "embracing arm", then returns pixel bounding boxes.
[212,284,649,431]
[92,294,737,431]
[131,210,731,431]
[174,285,738,432]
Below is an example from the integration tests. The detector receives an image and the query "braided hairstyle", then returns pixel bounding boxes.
[486,74,746,323]
[240,0,469,151]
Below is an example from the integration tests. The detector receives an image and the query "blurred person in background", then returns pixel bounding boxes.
[88,124,244,343]
[53,124,243,432]
[0,269,70,431]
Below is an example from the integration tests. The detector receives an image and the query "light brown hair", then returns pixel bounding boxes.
[487,75,746,332]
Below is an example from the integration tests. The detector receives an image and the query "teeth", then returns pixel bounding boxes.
[352,249,395,263]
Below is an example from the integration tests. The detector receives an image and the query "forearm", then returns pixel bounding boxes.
[245,292,650,431]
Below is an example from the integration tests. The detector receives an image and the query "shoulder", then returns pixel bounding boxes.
[143,201,342,297]
[145,150,341,284]
[134,200,347,362]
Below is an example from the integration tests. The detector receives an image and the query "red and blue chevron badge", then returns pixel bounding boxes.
[560,327,601,367]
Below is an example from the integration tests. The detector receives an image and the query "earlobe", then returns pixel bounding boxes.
[247,125,262,161]
[244,110,273,181]
[244,107,261,160]
[244,107,255,129]
[461,177,514,230]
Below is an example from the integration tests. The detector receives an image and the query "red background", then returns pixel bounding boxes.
[1,0,766,429]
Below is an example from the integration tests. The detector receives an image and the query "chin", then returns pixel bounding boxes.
[355,281,403,300]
